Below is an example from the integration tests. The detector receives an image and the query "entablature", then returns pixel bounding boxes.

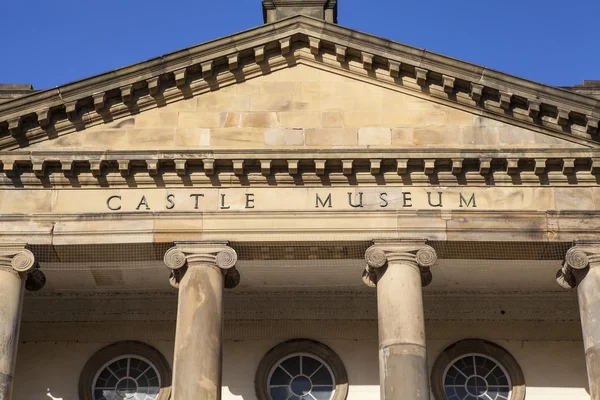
[2,148,600,187]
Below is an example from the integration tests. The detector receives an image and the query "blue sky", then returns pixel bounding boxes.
[2,0,598,89]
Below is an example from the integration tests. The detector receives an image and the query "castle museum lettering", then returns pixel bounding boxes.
[0,1,599,400]
[104,190,477,211]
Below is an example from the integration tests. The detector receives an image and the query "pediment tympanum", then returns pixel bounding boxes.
[25,64,589,152]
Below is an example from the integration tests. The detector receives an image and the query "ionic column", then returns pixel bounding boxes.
[0,245,40,400]
[363,239,437,400]
[556,242,600,399]
[163,241,240,400]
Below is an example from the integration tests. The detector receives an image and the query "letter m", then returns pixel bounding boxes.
[316,193,332,208]
[459,193,477,208]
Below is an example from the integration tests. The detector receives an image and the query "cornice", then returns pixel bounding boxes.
[0,16,598,149]
[1,148,600,188]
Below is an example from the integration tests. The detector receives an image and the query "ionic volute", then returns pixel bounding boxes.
[556,242,600,289]
[0,244,45,291]
[164,241,240,289]
[362,239,437,288]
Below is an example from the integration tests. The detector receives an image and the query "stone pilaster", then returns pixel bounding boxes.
[0,245,38,400]
[164,241,239,400]
[363,239,437,400]
[556,242,600,399]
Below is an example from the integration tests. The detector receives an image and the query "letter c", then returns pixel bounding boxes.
[107,195,122,211]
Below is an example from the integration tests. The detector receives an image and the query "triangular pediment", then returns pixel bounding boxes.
[0,14,598,152]
[23,64,591,152]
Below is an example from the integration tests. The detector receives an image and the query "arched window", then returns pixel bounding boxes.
[431,340,525,400]
[255,339,348,400]
[79,341,171,400]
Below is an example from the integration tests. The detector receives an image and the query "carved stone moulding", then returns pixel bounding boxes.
[3,152,600,181]
[362,239,437,288]
[0,244,46,291]
[556,241,600,289]
[0,25,597,143]
[164,242,239,289]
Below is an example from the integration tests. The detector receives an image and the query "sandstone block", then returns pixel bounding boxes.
[473,116,507,127]
[291,94,322,111]
[392,128,415,146]
[346,96,385,112]
[175,128,211,147]
[240,112,279,128]
[260,81,298,94]
[210,128,264,147]
[220,112,241,128]
[298,82,326,95]
[318,95,346,111]
[235,81,261,95]
[134,111,179,128]
[277,65,320,82]
[126,128,176,148]
[405,96,444,111]
[264,128,305,146]
[343,111,383,127]
[460,127,499,146]
[34,133,84,148]
[0,190,54,213]
[196,94,250,112]
[305,128,357,146]
[83,129,130,148]
[321,111,344,128]
[250,94,293,111]
[178,112,221,128]
[447,109,476,126]
[555,188,594,210]
[413,127,459,146]
[279,112,320,128]
[403,110,447,127]
[358,127,392,145]
[162,98,197,111]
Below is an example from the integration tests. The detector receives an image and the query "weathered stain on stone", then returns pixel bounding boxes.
[172,263,224,400]
[0,365,14,400]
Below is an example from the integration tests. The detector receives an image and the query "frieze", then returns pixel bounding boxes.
[0,185,598,214]
[103,189,477,212]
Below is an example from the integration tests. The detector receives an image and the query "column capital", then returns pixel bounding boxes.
[164,241,239,289]
[362,239,437,287]
[556,241,600,289]
[0,243,36,273]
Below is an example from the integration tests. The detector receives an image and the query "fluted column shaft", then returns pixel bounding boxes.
[164,242,239,400]
[364,240,437,400]
[558,243,600,399]
[0,246,36,400]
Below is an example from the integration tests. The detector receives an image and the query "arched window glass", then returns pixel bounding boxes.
[443,354,511,400]
[255,340,348,400]
[268,354,335,400]
[93,355,161,400]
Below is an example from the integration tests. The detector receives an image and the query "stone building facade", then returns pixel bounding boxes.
[0,1,599,399]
